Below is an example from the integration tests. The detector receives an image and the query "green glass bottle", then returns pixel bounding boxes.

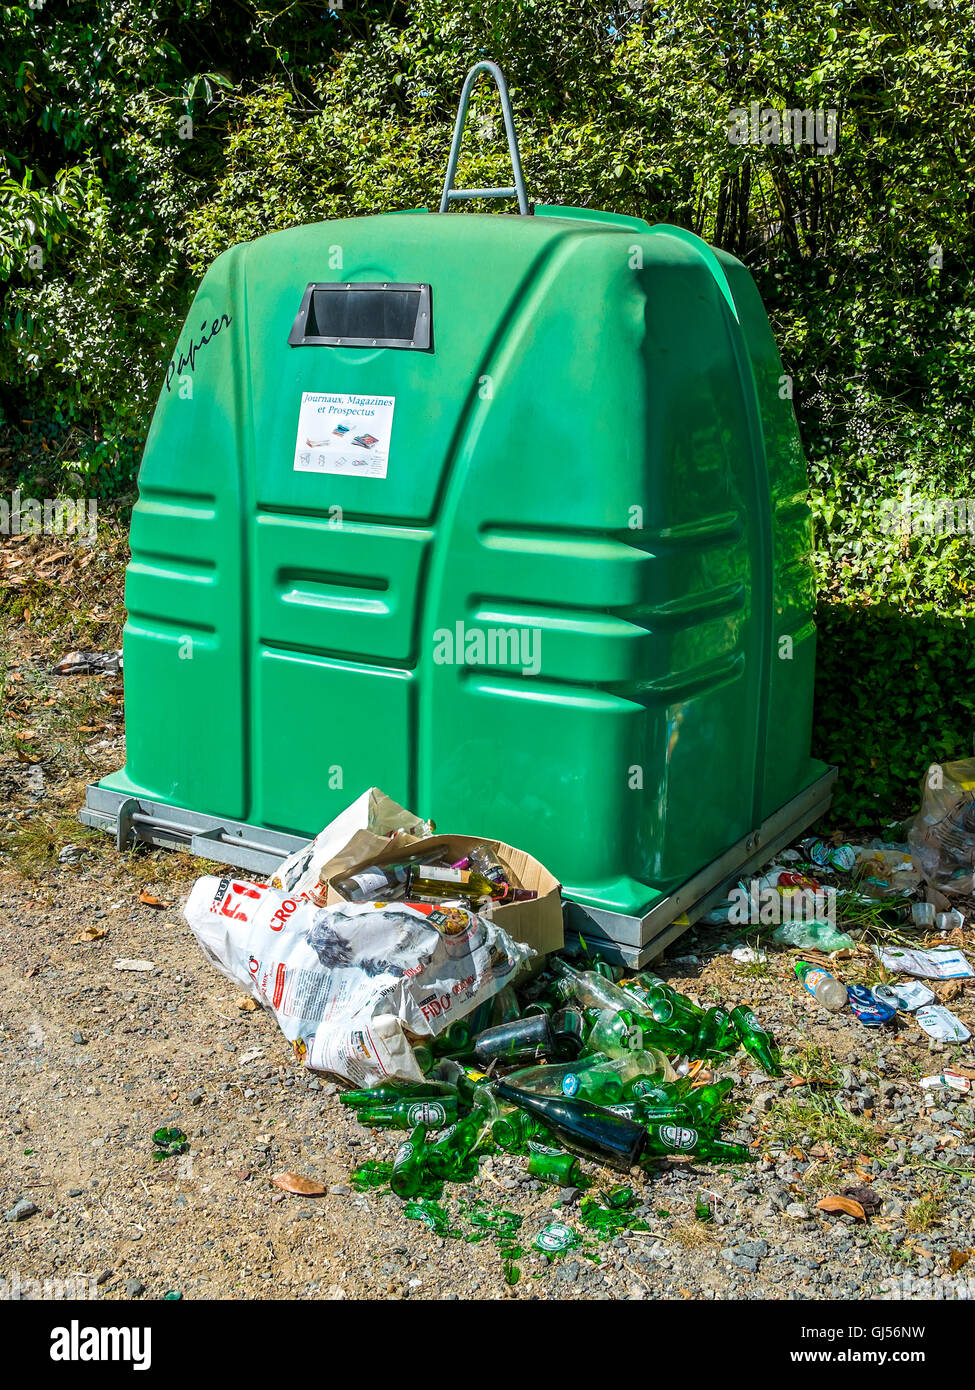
[426,1106,492,1179]
[729,1005,781,1075]
[642,1121,752,1161]
[390,1124,429,1197]
[694,1007,739,1058]
[588,1006,695,1057]
[558,1050,666,1105]
[495,1080,646,1171]
[339,1081,454,1107]
[491,1107,556,1152]
[527,1150,582,1185]
[356,1095,459,1130]
[684,1077,735,1123]
[550,958,649,1016]
[623,1074,693,1104]
[432,1020,474,1058]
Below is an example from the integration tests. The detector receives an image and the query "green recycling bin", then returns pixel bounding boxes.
[82,63,834,962]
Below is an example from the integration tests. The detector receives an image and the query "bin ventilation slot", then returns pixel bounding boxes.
[288,282,432,350]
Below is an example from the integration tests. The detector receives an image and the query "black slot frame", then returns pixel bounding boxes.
[288,281,432,350]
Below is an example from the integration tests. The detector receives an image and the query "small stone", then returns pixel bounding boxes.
[73,1032,86,1046]
[124,1278,144,1298]
[186,1089,204,1106]
[96,1270,114,1286]
[722,1248,759,1274]
[6,1199,38,1223]
[329,1185,350,1197]
[786,1202,812,1220]
[67,1188,83,1198]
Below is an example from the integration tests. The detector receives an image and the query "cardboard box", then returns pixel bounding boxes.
[324,833,563,960]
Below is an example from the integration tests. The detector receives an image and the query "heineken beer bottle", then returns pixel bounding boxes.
[356,1096,458,1130]
[390,1124,429,1197]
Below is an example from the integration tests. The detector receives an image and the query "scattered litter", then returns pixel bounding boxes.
[915,1005,971,1044]
[58,844,87,865]
[852,846,921,897]
[908,759,975,895]
[772,920,855,952]
[730,945,767,964]
[795,960,848,1013]
[873,945,974,980]
[533,1219,581,1256]
[846,985,897,1028]
[152,1127,188,1162]
[113,959,155,972]
[803,840,856,872]
[873,981,936,1012]
[920,1071,971,1093]
[54,649,122,675]
[138,890,168,908]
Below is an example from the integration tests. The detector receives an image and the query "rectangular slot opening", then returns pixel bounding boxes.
[289,282,432,350]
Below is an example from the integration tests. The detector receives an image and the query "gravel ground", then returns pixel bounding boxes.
[2,843,974,1302]
[2,528,974,1301]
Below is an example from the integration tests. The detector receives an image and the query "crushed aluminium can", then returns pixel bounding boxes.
[846,985,897,1027]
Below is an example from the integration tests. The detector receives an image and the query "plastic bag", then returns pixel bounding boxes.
[184,876,533,1085]
[908,760,975,895]
[771,920,855,952]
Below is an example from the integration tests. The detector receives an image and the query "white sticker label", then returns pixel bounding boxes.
[293,391,395,478]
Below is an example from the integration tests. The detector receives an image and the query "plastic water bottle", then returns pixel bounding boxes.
[795,959,848,1013]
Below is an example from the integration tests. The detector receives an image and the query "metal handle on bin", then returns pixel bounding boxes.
[439,61,530,216]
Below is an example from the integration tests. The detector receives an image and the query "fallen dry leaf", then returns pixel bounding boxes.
[270,1173,325,1197]
[138,890,167,907]
[73,926,107,943]
[817,1195,867,1221]
[843,1185,882,1214]
[949,1250,971,1273]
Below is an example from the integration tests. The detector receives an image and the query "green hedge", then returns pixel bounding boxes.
[3,0,973,821]
[814,602,975,824]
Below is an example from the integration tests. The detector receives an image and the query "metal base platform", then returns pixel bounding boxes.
[80,785,310,876]
[81,767,836,964]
